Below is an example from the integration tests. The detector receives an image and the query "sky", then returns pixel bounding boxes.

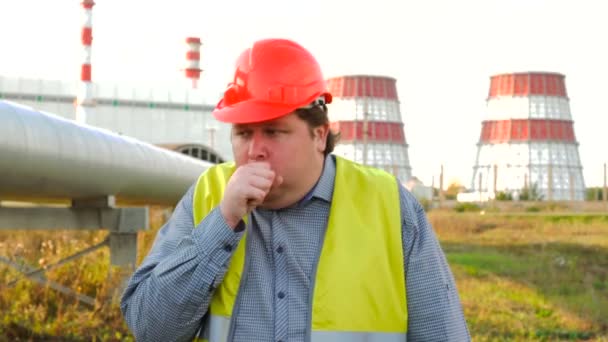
[1,0,607,187]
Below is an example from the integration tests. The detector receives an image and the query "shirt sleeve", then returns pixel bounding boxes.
[399,182,471,341]
[120,184,245,342]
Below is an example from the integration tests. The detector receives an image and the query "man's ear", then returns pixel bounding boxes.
[313,123,330,153]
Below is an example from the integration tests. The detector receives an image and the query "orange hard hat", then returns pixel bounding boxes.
[212,38,332,124]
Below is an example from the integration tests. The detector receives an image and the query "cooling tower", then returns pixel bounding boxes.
[471,72,585,201]
[327,75,412,182]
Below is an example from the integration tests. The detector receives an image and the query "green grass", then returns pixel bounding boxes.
[431,211,608,341]
[445,244,608,327]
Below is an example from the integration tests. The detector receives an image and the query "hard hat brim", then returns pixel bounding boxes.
[212,98,307,124]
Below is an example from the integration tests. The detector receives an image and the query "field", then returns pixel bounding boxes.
[434,210,608,341]
[1,205,607,341]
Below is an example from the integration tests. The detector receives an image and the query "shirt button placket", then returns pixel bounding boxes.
[273,212,288,342]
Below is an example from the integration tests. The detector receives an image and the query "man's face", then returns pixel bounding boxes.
[231,112,328,208]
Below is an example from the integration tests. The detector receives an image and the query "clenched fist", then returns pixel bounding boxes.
[219,162,283,229]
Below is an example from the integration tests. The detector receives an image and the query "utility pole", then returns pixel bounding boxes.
[431,175,435,203]
[493,164,498,197]
[439,164,445,208]
[569,171,575,202]
[602,163,608,205]
[547,164,553,201]
[478,172,483,203]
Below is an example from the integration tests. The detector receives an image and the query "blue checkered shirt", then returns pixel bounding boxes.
[121,156,470,341]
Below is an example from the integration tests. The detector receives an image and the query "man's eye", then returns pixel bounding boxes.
[265,129,284,136]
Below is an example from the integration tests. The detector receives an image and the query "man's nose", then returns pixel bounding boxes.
[247,133,268,161]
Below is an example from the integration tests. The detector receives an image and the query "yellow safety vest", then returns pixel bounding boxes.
[192,156,407,342]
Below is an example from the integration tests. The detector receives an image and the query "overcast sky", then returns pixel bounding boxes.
[1,0,606,186]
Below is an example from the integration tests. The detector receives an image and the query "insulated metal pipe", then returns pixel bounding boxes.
[0,100,212,205]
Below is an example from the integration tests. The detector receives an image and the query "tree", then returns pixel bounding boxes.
[520,182,543,201]
[586,187,605,201]
[445,181,466,200]
[495,191,513,201]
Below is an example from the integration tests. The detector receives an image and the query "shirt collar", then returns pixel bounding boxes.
[297,155,335,205]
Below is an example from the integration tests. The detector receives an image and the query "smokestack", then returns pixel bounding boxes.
[185,37,202,88]
[75,0,95,124]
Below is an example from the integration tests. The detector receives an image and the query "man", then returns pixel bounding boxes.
[121,38,470,342]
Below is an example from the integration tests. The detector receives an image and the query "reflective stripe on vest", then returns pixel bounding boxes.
[311,331,407,342]
[199,314,407,342]
[200,314,231,342]
[192,156,407,341]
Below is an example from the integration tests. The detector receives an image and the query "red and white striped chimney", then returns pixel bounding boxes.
[75,0,95,124]
[185,37,202,88]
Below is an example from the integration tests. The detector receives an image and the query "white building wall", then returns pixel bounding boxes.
[0,76,233,161]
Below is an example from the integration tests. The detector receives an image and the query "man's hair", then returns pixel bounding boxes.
[295,104,340,157]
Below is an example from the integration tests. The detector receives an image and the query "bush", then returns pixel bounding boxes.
[519,182,544,201]
[454,203,481,213]
[586,187,606,201]
[418,198,432,211]
[495,191,513,201]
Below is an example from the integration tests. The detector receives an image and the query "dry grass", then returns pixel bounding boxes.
[0,205,169,341]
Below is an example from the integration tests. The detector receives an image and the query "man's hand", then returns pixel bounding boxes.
[219,162,283,229]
